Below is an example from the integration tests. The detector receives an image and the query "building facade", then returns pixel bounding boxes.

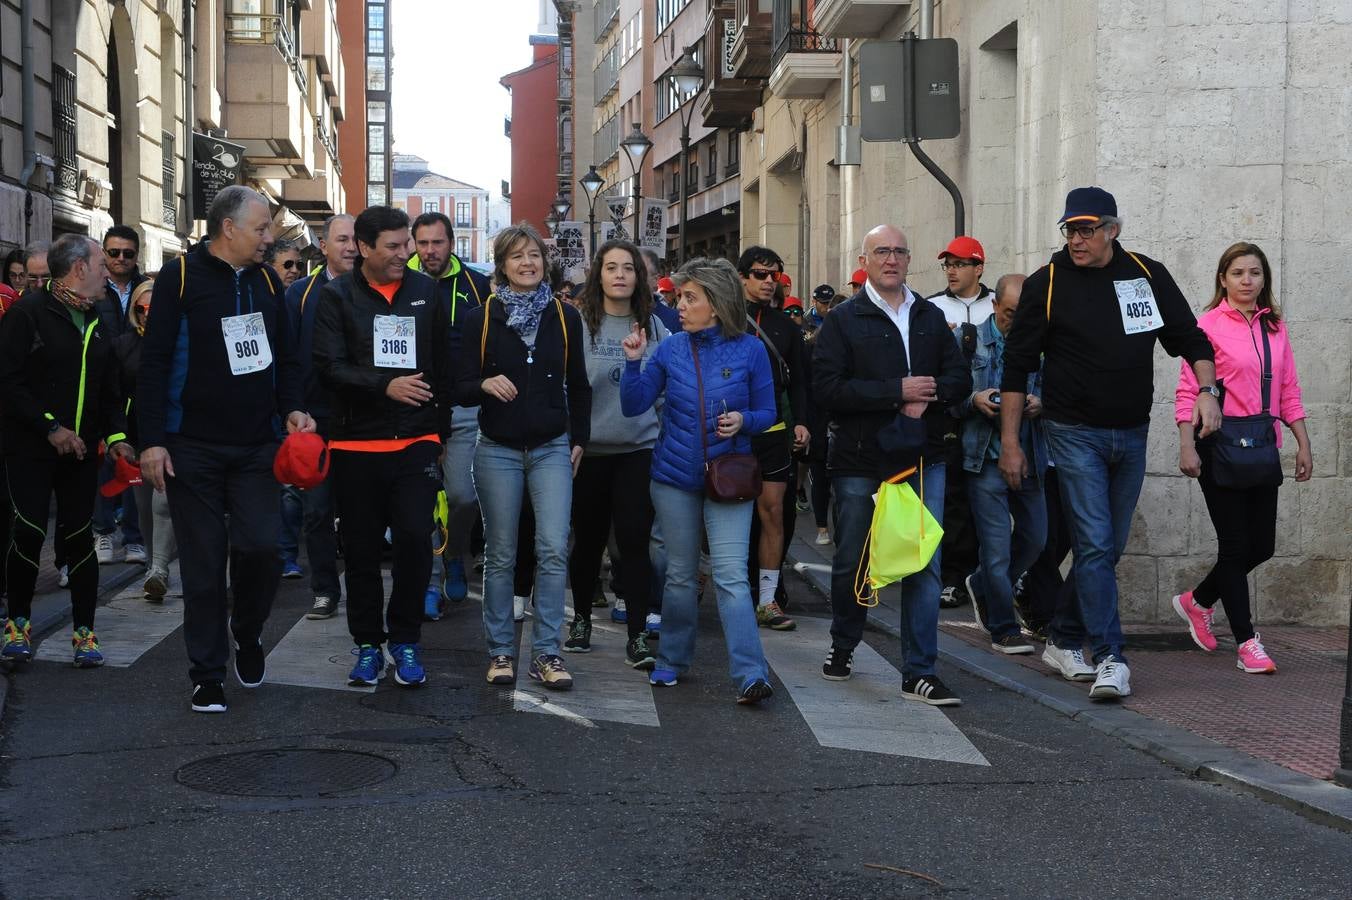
[723,0,1351,626]
[392,155,491,263]
[501,9,560,235]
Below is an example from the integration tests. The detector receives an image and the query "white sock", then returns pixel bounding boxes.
[758,569,780,606]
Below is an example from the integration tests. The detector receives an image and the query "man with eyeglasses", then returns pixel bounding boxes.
[814,225,971,705]
[93,226,150,565]
[926,236,996,614]
[999,187,1219,701]
[23,241,50,295]
[736,246,808,632]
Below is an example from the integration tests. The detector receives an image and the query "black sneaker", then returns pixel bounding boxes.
[737,679,774,705]
[306,595,338,620]
[563,618,592,653]
[991,632,1036,655]
[625,634,656,670]
[901,675,961,707]
[822,646,853,681]
[191,681,227,713]
[939,585,968,609]
[232,633,265,688]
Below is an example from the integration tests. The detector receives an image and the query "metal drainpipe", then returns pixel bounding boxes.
[919,0,933,39]
[798,121,809,297]
[19,0,37,243]
[183,0,196,236]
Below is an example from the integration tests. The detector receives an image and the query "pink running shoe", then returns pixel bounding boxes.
[1171,591,1217,652]
[1236,634,1276,674]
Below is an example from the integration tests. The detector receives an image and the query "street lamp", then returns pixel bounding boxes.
[543,212,558,237]
[551,192,572,224]
[669,45,703,266]
[578,165,606,260]
[620,122,653,245]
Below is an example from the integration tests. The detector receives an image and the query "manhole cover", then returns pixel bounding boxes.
[175,749,396,798]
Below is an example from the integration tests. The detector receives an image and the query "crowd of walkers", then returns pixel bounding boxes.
[0,183,1310,713]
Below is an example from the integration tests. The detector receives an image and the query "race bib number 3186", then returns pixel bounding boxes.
[374,315,417,368]
[1113,278,1163,335]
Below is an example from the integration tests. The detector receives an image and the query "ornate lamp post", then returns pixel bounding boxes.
[669,45,703,266]
[620,122,653,247]
[578,165,606,260]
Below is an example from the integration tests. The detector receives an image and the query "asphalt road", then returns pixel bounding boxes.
[1,566,1349,899]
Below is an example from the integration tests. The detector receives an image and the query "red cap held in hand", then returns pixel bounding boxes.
[99,456,144,498]
[273,432,330,489]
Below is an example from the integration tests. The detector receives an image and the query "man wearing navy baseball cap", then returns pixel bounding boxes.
[998,186,1221,701]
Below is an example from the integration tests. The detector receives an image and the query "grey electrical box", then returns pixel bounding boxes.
[859,36,960,142]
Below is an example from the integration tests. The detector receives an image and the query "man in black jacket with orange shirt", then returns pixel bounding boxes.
[312,205,454,689]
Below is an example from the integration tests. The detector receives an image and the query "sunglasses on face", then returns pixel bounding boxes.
[104,248,137,260]
[746,269,779,281]
[786,309,803,317]
[278,259,299,270]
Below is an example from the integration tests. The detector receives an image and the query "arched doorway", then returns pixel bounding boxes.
[106,8,141,230]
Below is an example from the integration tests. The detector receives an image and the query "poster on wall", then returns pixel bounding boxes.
[639,199,667,258]
[191,133,247,213]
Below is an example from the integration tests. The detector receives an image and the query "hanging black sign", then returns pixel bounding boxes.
[191,133,247,211]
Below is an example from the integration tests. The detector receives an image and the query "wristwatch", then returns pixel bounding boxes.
[47,420,61,434]
[1197,385,1221,400]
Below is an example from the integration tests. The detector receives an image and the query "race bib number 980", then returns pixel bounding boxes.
[220,312,273,376]
[374,315,417,368]
[1113,278,1163,335]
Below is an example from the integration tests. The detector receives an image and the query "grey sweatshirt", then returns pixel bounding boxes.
[584,312,667,455]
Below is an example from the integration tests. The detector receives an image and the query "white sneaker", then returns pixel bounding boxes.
[94,533,115,565]
[513,594,528,622]
[815,529,831,546]
[1089,658,1132,700]
[1042,644,1096,682]
[645,612,661,633]
[58,565,69,588]
[123,543,147,565]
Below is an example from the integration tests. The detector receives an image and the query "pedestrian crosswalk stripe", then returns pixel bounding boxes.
[265,600,373,693]
[35,564,183,667]
[512,600,660,728]
[760,617,989,766]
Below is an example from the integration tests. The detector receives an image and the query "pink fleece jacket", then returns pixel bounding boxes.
[1175,299,1305,446]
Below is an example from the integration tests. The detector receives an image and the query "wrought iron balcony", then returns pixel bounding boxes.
[771,0,839,70]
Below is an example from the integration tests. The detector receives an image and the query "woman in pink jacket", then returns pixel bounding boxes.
[1172,242,1311,674]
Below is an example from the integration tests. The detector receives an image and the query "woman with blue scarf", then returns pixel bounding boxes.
[457,225,591,691]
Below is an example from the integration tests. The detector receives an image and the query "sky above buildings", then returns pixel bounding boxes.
[391,2,542,194]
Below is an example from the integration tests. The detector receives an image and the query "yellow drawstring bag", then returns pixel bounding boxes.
[432,489,449,556]
[855,463,944,607]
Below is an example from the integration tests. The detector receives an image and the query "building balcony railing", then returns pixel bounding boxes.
[593,115,619,165]
[225,5,308,100]
[725,159,740,178]
[667,187,680,203]
[315,116,341,172]
[594,0,620,40]
[771,0,839,69]
[594,57,619,102]
[455,218,473,228]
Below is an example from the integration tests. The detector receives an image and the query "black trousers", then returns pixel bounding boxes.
[1192,445,1275,644]
[301,475,342,600]
[1022,466,1074,629]
[165,436,282,684]
[332,441,440,646]
[4,454,98,627]
[0,458,10,598]
[568,450,653,637]
[940,438,979,588]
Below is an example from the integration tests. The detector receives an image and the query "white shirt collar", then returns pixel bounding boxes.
[864,279,915,316]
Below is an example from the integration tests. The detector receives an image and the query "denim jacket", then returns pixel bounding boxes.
[959,316,1047,476]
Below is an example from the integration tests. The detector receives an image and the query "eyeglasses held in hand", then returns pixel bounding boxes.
[869,247,911,260]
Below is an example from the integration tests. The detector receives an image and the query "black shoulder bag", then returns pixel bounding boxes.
[1205,324,1283,489]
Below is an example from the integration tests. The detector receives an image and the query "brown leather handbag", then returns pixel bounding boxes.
[691,338,762,503]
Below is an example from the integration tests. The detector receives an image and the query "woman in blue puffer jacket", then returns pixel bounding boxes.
[619,257,777,704]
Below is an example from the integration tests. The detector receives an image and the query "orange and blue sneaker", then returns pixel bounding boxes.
[1,617,33,663]
[72,626,105,668]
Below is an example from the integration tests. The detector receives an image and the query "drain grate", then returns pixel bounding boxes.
[175,749,396,798]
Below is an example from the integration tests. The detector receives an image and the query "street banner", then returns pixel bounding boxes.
[605,196,630,222]
[191,133,247,212]
[639,199,667,258]
[555,221,588,281]
[602,220,632,243]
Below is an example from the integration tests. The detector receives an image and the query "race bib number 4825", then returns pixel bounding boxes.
[1113,278,1163,335]
[221,312,273,376]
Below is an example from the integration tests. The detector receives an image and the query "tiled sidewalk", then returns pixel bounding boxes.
[939,618,1347,781]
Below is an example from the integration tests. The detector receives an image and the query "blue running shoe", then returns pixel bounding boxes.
[423,585,443,621]
[1,617,32,663]
[442,558,468,603]
[281,561,304,579]
[389,642,427,686]
[348,644,385,686]
[649,667,678,687]
[610,598,628,624]
[72,626,105,668]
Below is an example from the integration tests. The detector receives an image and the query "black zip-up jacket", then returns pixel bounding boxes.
[312,267,455,443]
[138,242,304,448]
[96,270,149,339]
[746,300,807,429]
[812,286,971,478]
[456,296,591,450]
[284,268,333,425]
[1001,242,1213,428]
[0,288,127,459]
[112,330,143,447]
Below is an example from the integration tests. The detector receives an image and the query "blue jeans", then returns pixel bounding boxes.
[473,435,572,659]
[1043,421,1148,664]
[829,463,946,679]
[967,462,1047,640]
[278,484,303,564]
[649,480,768,691]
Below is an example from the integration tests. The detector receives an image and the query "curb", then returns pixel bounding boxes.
[0,564,145,726]
[786,546,1352,833]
